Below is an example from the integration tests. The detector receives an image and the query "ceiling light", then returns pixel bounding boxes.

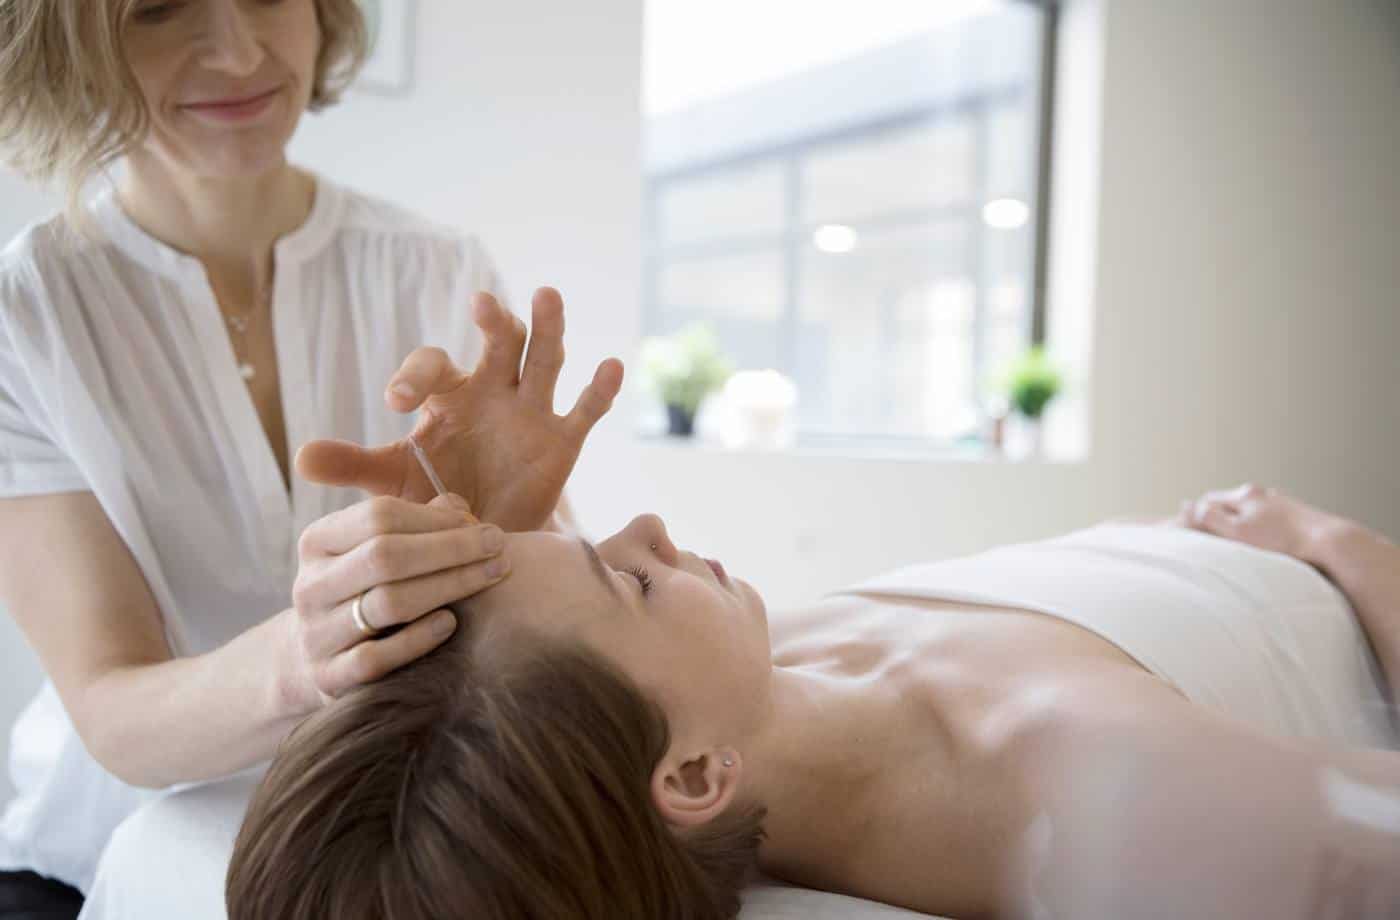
[813,224,858,253]
[982,198,1030,229]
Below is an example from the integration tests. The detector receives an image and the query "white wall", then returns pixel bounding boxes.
[1,0,1398,798]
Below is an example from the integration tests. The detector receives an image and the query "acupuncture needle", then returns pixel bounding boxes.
[407,434,449,498]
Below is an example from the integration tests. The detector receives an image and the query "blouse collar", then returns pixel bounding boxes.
[89,171,345,287]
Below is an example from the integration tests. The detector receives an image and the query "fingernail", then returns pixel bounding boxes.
[434,611,457,637]
[392,382,416,399]
[483,526,505,553]
[487,556,510,579]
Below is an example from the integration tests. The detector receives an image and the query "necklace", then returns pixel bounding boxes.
[222,274,273,381]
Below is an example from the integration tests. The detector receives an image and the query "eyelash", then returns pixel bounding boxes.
[626,566,654,596]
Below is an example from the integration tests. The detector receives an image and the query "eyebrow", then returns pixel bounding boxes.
[578,538,625,603]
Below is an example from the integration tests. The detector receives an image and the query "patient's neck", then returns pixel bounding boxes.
[742,667,906,877]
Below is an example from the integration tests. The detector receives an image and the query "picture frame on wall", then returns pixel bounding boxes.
[357,0,415,93]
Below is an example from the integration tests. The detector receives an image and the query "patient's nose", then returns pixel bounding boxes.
[623,514,679,565]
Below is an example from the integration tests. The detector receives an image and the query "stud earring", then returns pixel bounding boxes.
[722,758,734,768]
[651,543,658,551]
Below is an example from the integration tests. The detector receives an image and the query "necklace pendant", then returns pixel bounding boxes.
[226,315,249,334]
[239,362,257,381]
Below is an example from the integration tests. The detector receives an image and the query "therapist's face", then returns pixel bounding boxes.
[463,514,775,750]
[120,0,320,179]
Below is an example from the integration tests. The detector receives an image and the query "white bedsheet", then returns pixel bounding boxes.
[77,767,943,920]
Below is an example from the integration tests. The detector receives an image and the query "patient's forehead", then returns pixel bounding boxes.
[464,531,610,639]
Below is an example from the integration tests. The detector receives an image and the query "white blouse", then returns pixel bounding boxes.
[0,175,501,892]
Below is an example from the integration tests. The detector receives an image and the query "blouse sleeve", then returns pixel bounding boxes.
[0,288,89,499]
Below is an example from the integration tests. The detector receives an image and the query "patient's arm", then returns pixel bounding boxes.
[1186,484,1400,704]
[1311,526,1400,704]
[1008,678,1400,919]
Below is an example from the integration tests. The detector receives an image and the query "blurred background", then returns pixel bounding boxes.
[1,0,1398,799]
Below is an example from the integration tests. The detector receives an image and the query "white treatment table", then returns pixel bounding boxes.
[77,768,944,920]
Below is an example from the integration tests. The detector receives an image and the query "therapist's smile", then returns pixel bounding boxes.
[179,86,284,124]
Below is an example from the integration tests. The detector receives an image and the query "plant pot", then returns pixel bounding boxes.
[666,404,696,437]
[1022,415,1045,459]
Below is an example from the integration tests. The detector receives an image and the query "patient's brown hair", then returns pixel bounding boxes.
[226,624,766,920]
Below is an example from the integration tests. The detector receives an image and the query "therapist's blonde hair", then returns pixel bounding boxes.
[0,0,366,224]
[226,625,767,920]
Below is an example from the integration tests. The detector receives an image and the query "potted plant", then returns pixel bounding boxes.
[639,324,734,437]
[999,346,1064,457]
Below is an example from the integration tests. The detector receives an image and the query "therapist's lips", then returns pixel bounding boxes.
[180,87,282,123]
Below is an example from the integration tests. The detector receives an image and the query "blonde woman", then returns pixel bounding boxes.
[0,1,619,915]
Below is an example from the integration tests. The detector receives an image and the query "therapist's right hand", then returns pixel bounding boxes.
[281,492,507,714]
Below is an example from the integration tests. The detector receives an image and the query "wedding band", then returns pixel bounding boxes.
[351,591,377,637]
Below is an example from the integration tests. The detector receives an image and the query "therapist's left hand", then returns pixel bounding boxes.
[296,287,623,533]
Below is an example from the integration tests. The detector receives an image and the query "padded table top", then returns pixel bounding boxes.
[77,768,943,920]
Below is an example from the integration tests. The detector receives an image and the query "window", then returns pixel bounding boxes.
[642,0,1055,449]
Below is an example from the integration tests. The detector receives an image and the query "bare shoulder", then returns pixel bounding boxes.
[1000,671,1400,918]
[1000,667,1203,793]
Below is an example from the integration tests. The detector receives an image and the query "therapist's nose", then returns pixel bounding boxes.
[198,0,265,77]
[622,514,679,566]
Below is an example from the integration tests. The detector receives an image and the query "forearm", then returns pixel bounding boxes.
[81,608,306,789]
[1309,523,1400,702]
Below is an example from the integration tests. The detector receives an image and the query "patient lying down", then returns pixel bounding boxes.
[227,488,1400,920]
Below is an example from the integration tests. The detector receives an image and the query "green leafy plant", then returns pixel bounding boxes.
[639,324,734,418]
[1000,346,1064,419]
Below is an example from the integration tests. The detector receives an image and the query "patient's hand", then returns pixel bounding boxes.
[1181,483,1348,567]
[296,288,623,532]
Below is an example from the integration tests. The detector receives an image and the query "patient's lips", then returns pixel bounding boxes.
[705,557,729,584]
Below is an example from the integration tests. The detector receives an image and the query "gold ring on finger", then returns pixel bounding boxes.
[351,591,378,637]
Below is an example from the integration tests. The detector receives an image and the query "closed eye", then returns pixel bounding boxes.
[132,2,186,24]
[626,566,654,597]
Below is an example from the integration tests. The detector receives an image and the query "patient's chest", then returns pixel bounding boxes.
[769,592,1148,682]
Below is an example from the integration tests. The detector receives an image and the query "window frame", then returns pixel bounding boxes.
[642,1,1060,450]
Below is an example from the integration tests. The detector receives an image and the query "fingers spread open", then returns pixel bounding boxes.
[520,287,567,406]
[473,291,528,385]
[566,357,624,439]
[385,346,469,411]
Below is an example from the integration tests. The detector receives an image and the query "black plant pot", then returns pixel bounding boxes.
[665,404,696,437]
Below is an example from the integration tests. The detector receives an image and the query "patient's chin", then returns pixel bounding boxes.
[741,579,769,619]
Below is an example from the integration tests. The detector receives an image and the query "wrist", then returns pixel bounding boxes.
[1304,518,1374,578]
[266,607,320,722]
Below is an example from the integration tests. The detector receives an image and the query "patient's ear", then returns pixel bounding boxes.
[650,748,742,828]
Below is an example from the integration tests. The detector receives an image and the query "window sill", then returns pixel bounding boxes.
[633,430,1086,465]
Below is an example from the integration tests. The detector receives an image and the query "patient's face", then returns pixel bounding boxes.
[464,514,773,744]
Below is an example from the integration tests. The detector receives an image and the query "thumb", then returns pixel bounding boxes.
[295,439,404,495]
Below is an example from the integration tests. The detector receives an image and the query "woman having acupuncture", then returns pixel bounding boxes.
[228,343,1400,919]
[0,1,620,916]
